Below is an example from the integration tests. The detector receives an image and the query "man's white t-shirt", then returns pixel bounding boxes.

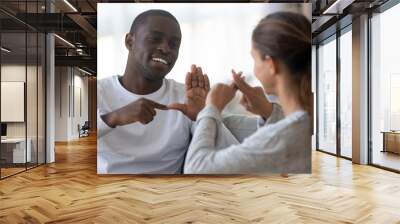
[97,75,192,174]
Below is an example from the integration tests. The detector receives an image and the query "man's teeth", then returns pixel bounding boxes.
[152,58,168,65]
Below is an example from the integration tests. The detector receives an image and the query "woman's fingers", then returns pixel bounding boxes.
[231,69,238,76]
[232,71,252,95]
[230,70,241,90]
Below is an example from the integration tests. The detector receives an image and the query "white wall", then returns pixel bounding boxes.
[55,67,89,141]
[1,65,26,141]
[1,65,36,138]
[55,67,69,141]
[72,73,89,138]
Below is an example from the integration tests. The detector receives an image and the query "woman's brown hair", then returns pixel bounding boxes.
[252,12,312,117]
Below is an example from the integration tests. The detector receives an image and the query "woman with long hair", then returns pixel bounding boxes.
[183,12,312,174]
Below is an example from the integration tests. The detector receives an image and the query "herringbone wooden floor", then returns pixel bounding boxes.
[0,134,399,224]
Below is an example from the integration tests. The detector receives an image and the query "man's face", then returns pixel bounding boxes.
[129,15,181,81]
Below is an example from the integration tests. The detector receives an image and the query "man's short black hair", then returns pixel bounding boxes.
[129,9,180,34]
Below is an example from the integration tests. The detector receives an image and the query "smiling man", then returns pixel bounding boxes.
[97,10,209,174]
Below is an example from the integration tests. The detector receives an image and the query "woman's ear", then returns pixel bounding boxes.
[125,33,135,51]
[264,56,278,75]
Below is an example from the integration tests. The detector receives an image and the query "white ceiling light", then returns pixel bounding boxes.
[1,47,11,53]
[63,0,78,12]
[323,0,355,15]
[76,48,85,55]
[54,34,75,48]
[78,67,92,76]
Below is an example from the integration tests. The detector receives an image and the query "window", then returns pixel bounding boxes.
[317,36,337,154]
[370,2,400,171]
[339,28,352,158]
[0,1,47,179]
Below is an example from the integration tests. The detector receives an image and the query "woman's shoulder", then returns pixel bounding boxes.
[258,111,310,138]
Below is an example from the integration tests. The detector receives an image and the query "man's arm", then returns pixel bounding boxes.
[98,109,113,138]
[98,98,168,138]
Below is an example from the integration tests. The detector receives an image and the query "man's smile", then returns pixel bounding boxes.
[151,57,169,65]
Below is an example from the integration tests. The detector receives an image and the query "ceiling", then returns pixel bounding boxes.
[0,0,98,74]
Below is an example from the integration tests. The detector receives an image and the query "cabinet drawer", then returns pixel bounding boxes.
[384,133,400,154]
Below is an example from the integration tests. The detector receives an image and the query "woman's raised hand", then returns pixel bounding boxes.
[205,82,237,113]
[231,70,273,120]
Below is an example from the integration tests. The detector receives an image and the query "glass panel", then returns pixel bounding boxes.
[38,32,45,165]
[312,45,317,150]
[371,3,400,171]
[1,31,27,177]
[0,1,46,178]
[318,37,337,154]
[27,31,38,169]
[339,29,352,158]
[74,86,81,137]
